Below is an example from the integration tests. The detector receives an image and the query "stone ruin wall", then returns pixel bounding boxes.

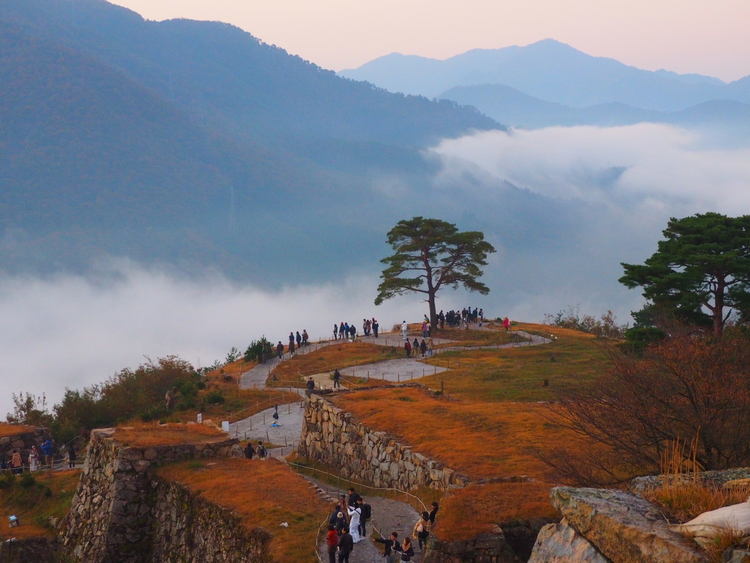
[298,393,471,491]
[61,429,272,563]
[0,427,53,464]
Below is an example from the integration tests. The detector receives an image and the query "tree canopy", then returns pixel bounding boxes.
[375,217,496,328]
[620,212,750,337]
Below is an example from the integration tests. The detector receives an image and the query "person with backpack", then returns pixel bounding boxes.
[257,441,267,459]
[375,532,401,563]
[357,498,371,537]
[244,442,255,459]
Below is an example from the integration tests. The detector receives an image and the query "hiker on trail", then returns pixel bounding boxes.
[376,532,401,563]
[257,441,267,459]
[428,338,434,357]
[399,537,415,561]
[28,446,39,472]
[357,497,371,537]
[244,442,255,459]
[326,525,339,563]
[340,322,345,340]
[306,377,315,396]
[165,386,177,410]
[503,317,510,331]
[41,439,54,469]
[334,512,347,535]
[276,341,284,360]
[429,502,439,524]
[337,527,354,563]
[420,339,427,358]
[439,310,445,329]
[333,324,339,340]
[333,369,341,389]
[343,323,350,340]
[11,449,22,474]
[302,329,309,346]
[373,319,379,338]
[402,320,408,340]
[272,404,280,426]
[347,487,362,507]
[329,504,340,526]
[404,340,411,358]
[289,332,295,355]
[347,504,362,543]
[338,494,348,520]
[413,512,431,551]
[412,338,419,356]
[421,321,428,338]
[296,331,302,349]
[67,443,76,468]
[349,325,356,341]
[363,319,369,336]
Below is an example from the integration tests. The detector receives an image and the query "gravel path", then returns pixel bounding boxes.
[227,400,303,457]
[309,475,424,563]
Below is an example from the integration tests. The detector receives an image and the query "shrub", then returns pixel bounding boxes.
[20,472,36,488]
[244,336,272,362]
[544,305,627,338]
[204,391,225,405]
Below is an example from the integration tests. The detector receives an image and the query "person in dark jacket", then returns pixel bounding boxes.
[357,498,371,537]
[276,341,284,360]
[337,527,354,563]
[333,369,341,389]
[420,339,427,357]
[375,531,401,563]
[244,442,255,459]
[347,487,362,507]
[400,537,415,561]
[414,512,431,551]
[67,443,77,468]
[429,501,439,524]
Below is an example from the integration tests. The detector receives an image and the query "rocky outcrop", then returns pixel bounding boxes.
[630,467,750,494]
[0,538,58,563]
[529,487,708,563]
[424,527,518,563]
[529,520,610,563]
[61,429,270,563]
[298,393,470,491]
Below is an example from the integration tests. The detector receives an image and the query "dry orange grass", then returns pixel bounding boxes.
[0,470,80,540]
[114,422,226,447]
[0,423,35,437]
[158,458,329,562]
[437,482,560,541]
[270,342,401,387]
[334,386,587,480]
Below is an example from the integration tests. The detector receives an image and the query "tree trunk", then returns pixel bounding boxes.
[714,279,725,338]
[428,292,438,333]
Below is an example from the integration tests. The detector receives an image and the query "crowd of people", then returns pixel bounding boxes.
[325,487,439,562]
[0,439,77,474]
[332,318,380,342]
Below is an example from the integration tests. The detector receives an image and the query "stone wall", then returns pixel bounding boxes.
[61,428,272,563]
[423,527,518,563]
[0,427,52,465]
[298,393,470,491]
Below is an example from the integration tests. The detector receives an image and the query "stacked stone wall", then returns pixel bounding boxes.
[0,427,52,465]
[298,393,470,491]
[61,429,270,563]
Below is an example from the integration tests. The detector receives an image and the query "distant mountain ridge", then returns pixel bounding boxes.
[0,0,501,280]
[339,39,750,112]
[439,84,750,130]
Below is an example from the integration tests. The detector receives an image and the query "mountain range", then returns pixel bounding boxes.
[340,39,750,120]
[0,0,498,279]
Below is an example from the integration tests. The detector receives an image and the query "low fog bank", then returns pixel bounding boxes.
[0,262,428,418]
[428,122,750,326]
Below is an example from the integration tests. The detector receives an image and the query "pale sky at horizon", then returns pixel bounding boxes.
[108,0,750,82]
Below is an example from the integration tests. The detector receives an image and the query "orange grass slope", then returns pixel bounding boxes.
[333,386,591,480]
[158,458,329,563]
[113,422,227,447]
[0,423,36,437]
[0,470,80,540]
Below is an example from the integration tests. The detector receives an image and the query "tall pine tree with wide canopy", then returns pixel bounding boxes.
[375,217,496,329]
[620,213,750,337]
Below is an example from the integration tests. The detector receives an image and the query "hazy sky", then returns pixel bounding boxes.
[109,0,750,81]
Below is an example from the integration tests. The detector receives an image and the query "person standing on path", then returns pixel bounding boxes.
[337,528,354,563]
[28,446,39,472]
[357,498,371,537]
[421,321,428,339]
[326,525,339,563]
[67,443,76,468]
[41,439,54,469]
[302,329,309,346]
[503,317,510,331]
[333,369,341,389]
[402,320,408,340]
[373,319,379,338]
[296,331,302,350]
[289,332,295,355]
[399,537,415,561]
[306,377,315,397]
[428,338,434,357]
[244,442,255,459]
[412,338,420,356]
[413,512,431,552]
[404,340,411,358]
[11,449,22,474]
[257,441,267,459]
[276,341,284,360]
[347,504,362,543]
[333,323,338,340]
[429,502,439,525]
[420,339,427,358]
[376,532,401,563]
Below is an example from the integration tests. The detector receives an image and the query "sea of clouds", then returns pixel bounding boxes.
[2,122,750,417]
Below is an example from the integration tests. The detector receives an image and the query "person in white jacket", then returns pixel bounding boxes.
[347,505,362,543]
[402,321,408,340]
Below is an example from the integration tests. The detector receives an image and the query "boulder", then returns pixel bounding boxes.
[551,487,707,563]
[528,519,611,563]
